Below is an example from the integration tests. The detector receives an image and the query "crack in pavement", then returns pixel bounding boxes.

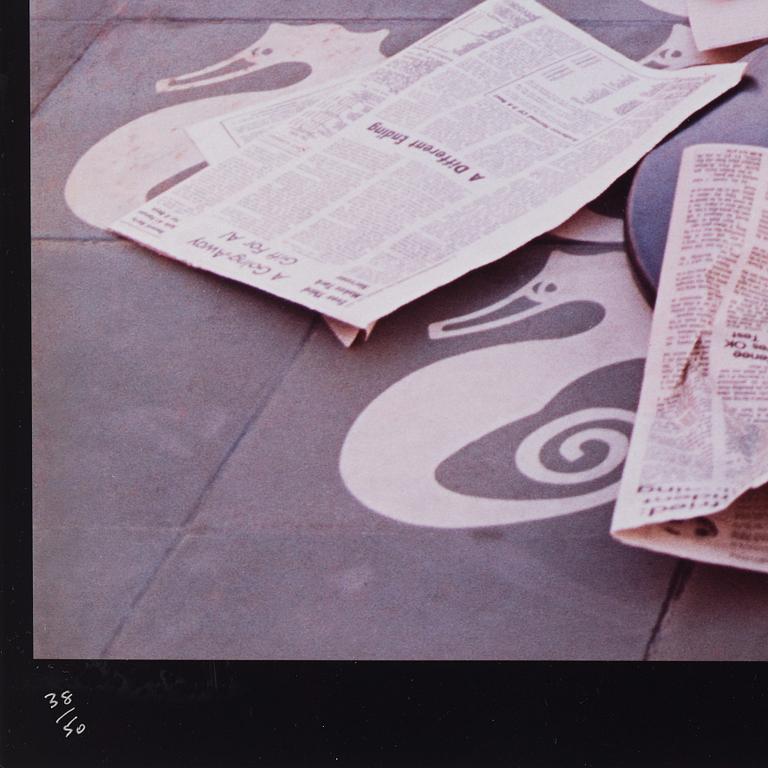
[642,559,694,660]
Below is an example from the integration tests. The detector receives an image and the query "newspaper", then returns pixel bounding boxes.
[110,0,746,332]
[612,143,768,573]
[688,0,768,52]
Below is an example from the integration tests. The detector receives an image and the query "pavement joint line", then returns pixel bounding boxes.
[98,315,319,658]
[176,312,319,531]
[30,16,119,119]
[100,530,187,658]
[641,559,695,660]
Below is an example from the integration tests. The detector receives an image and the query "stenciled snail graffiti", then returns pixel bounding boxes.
[340,249,652,528]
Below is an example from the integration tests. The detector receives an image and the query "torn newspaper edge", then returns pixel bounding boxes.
[688,0,768,52]
[324,316,376,347]
[612,143,768,573]
[111,0,746,335]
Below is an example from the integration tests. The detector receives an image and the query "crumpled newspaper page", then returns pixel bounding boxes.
[612,143,768,572]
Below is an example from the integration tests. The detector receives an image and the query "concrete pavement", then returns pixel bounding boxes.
[31,0,768,660]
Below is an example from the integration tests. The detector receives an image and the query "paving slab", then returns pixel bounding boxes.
[32,0,763,661]
[93,242,673,659]
[107,523,673,659]
[32,239,313,530]
[30,20,106,111]
[649,565,768,660]
[34,525,178,658]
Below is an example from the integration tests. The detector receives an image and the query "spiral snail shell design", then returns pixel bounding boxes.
[513,408,635,487]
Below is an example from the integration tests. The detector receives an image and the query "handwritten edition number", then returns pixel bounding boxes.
[43,691,86,736]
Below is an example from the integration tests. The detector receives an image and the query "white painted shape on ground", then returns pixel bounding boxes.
[340,250,652,528]
[428,275,563,339]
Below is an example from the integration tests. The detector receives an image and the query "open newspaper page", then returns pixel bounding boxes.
[688,0,768,52]
[110,0,746,330]
[613,143,768,573]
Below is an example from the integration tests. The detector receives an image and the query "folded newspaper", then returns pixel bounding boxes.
[612,143,768,573]
[110,0,746,340]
